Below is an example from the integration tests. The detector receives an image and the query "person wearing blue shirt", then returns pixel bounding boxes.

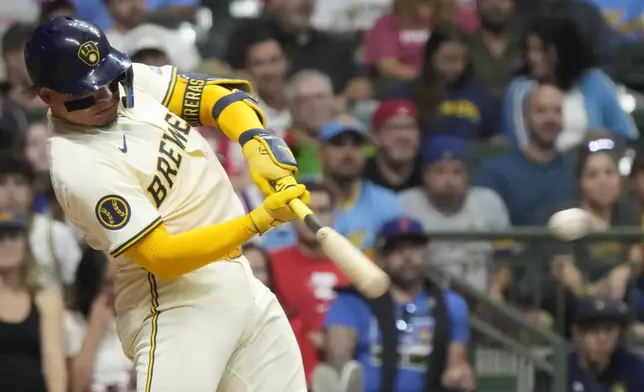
[318,121,405,254]
[321,217,475,392]
[587,0,644,42]
[476,84,575,226]
[536,296,644,391]
[502,16,637,151]
[387,23,498,141]
[262,121,404,252]
[73,0,199,30]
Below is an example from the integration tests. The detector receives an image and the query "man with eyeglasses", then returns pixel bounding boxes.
[25,16,310,392]
[320,216,475,392]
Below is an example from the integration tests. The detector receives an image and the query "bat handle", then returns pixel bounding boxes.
[288,199,324,232]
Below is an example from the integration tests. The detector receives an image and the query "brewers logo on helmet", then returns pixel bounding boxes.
[24,16,134,108]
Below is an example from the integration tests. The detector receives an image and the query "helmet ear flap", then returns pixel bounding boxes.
[119,66,134,108]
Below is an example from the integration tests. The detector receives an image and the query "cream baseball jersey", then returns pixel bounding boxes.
[48,63,247,313]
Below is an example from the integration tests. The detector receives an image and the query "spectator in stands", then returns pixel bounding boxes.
[399,135,510,290]
[365,0,478,82]
[72,0,198,30]
[537,296,644,391]
[269,182,351,382]
[320,216,475,392]
[549,138,641,302]
[284,70,337,181]
[467,0,521,102]
[39,0,76,21]
[0,154,82,294]
[475,84,574,226]
[226,0,372,103]
[388,23,498,140]
[363,99,423,192]
[630,152,644,221]
[102,0,146,47]
[501,16,638,151]
[588,0,644,42]
[319,121,404,252]
[1,23,46,112]
[13,119,52,214]
[310,0,390,35]
[121,23,201,72]
[515,0,614,72]
[0,211,66,392]
[66,249,134,392]
[228,29,291,136]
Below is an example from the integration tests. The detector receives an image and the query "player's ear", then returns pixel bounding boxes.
[35,87,54,104]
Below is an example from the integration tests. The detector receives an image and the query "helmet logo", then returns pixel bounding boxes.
[77,41,100,66]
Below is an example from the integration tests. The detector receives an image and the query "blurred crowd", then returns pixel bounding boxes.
[3,0,644,391]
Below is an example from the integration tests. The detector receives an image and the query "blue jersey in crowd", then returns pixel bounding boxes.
[261,181,403,252]
[333,181,404,254]
[72,0,199,29]
[325,290,469,392]
[387,80,498,140]
[474,150,574,226]
[567,347,644,392]
[588,0,644,41]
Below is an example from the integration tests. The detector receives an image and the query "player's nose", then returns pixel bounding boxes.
[94,85,114,103]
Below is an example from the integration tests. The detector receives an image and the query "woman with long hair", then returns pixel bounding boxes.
[0,212,66,392]
[66,248,134,392]
[388,22,497,140]
[502,16,637,151]
[550,138,641,302]
[364,0,478,81]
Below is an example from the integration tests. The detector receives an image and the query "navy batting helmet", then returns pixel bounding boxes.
[24,16,134,108]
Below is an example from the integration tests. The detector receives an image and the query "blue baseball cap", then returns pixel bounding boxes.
[574,296,628,327]
[319,121,368,142]
[0,212,28,231]
[421,135,469,165]
[376,217,428,250]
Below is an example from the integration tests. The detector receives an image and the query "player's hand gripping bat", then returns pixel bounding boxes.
[286,198,391,299]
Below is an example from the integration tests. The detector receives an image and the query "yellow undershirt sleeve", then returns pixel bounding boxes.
[164,73,266,143]
[124,215,258,281]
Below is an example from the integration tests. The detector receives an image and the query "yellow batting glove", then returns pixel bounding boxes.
[248,184,310,234]
[239,129,299,196]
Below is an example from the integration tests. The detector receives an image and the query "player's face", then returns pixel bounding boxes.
[320,133,366,183]
[372,115,420,164]
[24,123,51,174]
[575,322,620,364]
[423,159,468,202]
[382,239,427,289]
[246,248,271,289]
[0,174,33,215]
[295,190,334,243]
[41,83,120,128]
[580,153,621,208]
[0,229,27,271]
[246,40,288,97]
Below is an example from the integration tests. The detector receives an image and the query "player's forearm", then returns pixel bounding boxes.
[201,85,265,142]
[125,215,259,280]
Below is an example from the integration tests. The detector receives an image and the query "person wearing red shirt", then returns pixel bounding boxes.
[270,182,352,384]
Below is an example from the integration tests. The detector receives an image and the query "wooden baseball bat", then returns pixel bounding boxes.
[287,199,390,299]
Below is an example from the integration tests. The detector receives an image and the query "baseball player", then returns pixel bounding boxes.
[25,17,309,392]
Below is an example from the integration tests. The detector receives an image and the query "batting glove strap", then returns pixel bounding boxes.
[239,129,298,171]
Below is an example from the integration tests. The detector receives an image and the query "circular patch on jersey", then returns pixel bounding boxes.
[95,195,131,230]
